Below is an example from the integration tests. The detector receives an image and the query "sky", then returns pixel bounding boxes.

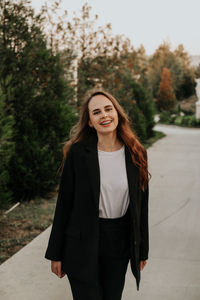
[31,0,200,56]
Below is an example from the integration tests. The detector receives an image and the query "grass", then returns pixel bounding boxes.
[0,129,164,265]
[0,193,57,265]
[143,129,166,149]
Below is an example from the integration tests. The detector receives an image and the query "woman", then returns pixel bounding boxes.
[45,89,150,300]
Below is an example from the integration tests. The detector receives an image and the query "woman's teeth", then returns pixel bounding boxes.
[101,120,112,125]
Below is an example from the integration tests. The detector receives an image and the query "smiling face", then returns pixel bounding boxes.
[88,94,119,135]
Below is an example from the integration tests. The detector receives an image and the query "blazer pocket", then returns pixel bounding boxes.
[64,226,81,240]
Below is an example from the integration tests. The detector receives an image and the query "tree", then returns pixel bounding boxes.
[68,3,127,106]
[173,44,196,99]
[157,67,176,111]
[148,42,196,100]
[194,64,200,79]
[148,42,183,99]
[0,0,77,202]
[37,1,155,141]
[0,78,15,208]
[43,2,134,107]
[81,53,155,141]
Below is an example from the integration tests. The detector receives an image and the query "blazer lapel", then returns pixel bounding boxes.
[84,135,139,215]
[84,134,100,214]
[125,146,139,211]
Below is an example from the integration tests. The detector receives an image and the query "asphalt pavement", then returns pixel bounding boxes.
[0,124,200,300]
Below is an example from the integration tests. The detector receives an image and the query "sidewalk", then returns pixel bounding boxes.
[0,226,73,300]
[0,124,200,300]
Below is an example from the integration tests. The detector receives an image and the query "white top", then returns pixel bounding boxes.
[98,145,130,218]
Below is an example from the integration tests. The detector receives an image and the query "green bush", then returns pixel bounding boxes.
[159,111,200,128]
[128,102,147,142]
[0,0,77,203]
[180,115,200,127]
[0,83,15,208]
[112,73,155,142]
[174,116,182,126]
[9,104,77,201]
[130,79,155,138]
[159,111,171,123]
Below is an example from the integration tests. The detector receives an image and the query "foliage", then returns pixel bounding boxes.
[46,1,155,141]
[76,51,155,142]
[2,0,198,205]
[159,111,175,124]
[0,0,77,203]
[157,67,176,111]
[48,2,135,107]
[143,130,166,149]
[194,64,200,79]
[112,72,155,141]
[148,42,196,100]
[174,115,200,127]
[0,79,15,208]
[178,71,196,99]
[159,111,200,127]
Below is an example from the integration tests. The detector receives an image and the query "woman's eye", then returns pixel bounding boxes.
[93,108,112,115]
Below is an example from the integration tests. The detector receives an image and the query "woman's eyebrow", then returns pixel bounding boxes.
[92,105,112,113]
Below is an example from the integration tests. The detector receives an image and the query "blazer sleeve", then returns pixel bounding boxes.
[139,179,149,261]
[45,145,75,261]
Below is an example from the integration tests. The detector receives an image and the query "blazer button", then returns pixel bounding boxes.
[134,241,137,245]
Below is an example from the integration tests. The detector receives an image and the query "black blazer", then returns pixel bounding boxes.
[45,134,149,291]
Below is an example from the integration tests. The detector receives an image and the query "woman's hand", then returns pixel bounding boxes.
[51,261,66,278]
[140,260,147,271]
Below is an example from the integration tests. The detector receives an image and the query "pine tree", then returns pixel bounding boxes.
[0,0,77,202]
[0,77,15,208]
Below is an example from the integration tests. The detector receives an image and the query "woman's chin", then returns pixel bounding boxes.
[97,128,117,135]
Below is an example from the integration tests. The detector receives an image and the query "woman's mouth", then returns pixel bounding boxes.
[100,120,112,127]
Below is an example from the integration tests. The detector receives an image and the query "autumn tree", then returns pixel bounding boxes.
[157,67,176,111]
[149,41,196,100]
[148,42,183,98]
[68,3,133,106]
[40,2,135,106]
[38,1,155,140]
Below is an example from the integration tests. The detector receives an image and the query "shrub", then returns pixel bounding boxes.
[0,83,15,208]
[0,0,77,203]
[180,115,200,127]
[159,111,171,123]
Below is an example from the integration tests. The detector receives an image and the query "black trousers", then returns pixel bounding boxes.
[68,208,131,300]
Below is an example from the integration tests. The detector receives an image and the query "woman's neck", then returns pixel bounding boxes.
[97,132,123,152]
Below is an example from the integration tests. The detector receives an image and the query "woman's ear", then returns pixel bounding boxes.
[88,120,93,127]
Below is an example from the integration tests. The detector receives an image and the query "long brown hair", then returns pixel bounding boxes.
[61,88,151,191]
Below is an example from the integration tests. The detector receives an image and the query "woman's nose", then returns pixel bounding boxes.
[102,111,108,117]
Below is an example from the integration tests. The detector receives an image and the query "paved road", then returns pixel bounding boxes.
[0,124,200,300]
[123,124,200,299]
